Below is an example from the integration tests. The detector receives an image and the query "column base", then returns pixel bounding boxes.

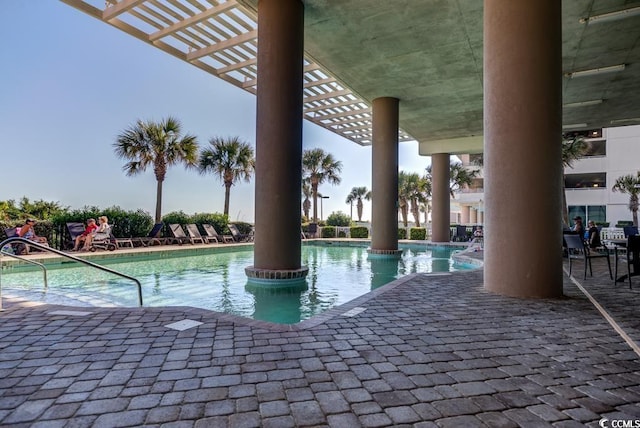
[245,266,309,286]
[367,248,403,259]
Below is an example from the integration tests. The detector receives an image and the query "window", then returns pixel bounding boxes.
[568,205,606,224]
[581,139,606,157]
[564,172,606,189]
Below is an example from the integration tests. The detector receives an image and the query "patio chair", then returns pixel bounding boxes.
[614,235,640,289]
[228,223,251,242]
[66,222,87,250]
[564,233,612,280]
[167,224,192,245]
[203,224,233,243]
[185,224,208,244]
[306,223,318,239]
[623,226,638,237]
[130,223,165,247]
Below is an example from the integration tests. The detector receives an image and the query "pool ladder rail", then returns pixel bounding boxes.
[0,237,143,311]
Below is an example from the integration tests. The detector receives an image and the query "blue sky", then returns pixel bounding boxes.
[2,1,430,223]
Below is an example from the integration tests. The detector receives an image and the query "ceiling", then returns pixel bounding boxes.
[62,0,640,154]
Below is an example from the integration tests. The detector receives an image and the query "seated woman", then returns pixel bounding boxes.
[587,220,602,251]
[17,219,48,254]
[72,218,98,251]
[83,216,111,250]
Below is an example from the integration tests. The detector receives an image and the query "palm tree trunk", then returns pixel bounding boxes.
[357,199,363,222]
[155,179,163,223]
[224,183,231,216]
[312,184,318,222]
[411,199,420,227]
[401,205,408,227]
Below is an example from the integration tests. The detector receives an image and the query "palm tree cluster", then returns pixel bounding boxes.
[114,116,255,222]
[398,172,431,227]
[345,187,371,222]
[302,148,343,223]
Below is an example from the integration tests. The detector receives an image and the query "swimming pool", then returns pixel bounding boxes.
[1,243,474,324]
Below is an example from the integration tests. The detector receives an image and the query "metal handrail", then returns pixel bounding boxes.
[0,249,48,289]
[0,237,143,310]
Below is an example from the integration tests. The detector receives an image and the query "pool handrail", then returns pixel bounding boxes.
[0,237,143,310]
[0,249,48,290]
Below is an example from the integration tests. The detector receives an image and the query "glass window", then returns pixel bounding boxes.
[587,205,606,223]
[568,206,586,222]
[582,140,606,157]
[564,172,606,189]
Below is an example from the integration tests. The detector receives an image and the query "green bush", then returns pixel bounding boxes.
[49,206,154,249]
[410,227,427,240]
[595,221,610,227]
[232,221,254,235]
[191,212,229,235]
[326,211,351,227]
[338,230,347,238]
[616,221,634,227]
[398,228,407,239]
[350,226,369,238]
[321,226,336,238]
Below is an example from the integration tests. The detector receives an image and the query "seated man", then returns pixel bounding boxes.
[72,218,98,251]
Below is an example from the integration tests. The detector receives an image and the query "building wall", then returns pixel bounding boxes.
[565,125,640,225]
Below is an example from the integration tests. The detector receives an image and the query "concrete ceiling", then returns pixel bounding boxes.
[300,0,640,153]
[63,0,640,155]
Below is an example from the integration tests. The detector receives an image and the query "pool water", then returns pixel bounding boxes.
[1,244,473,324]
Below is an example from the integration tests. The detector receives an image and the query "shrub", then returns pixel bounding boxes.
[616,221,634,227]
[321,226,336,238]
[326,211,351,227]
[350,226,369,238]
[338,230,347,238]
[398,228,407,239]
[595,221,610,227]
[232,221,254,235]
[162,211,191,227]
[410,227,427,240]
[191,212,229,235]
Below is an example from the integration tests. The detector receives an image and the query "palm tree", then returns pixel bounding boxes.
[302,182,312,220]
[302,148,343,222]
[426,161,478,198]
[345,186,371,222]
[612,173,640,226]
[198,136,255,216]
[398,171,411,227]
[114,116,198,222]
[398,172,430,227]
[561,135,587,226]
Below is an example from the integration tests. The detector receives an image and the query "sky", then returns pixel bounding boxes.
[1,1,432,223]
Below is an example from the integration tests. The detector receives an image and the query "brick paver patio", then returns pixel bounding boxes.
[1,251,639,427]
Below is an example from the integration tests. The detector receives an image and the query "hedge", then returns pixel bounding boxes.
[398,228,407,239]
[410,227,427,240]
[321,226,336,238]
[350,226,369,238]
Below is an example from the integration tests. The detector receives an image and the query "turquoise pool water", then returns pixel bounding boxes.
[1,244,473,324]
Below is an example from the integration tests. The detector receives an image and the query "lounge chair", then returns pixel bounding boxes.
[185,224,207,244]
[167,224,192,245]
[66,222,87,250]
[203,224,233,243]
[131,223,165,247]
[228,224,252,242]
[614,235,640,289]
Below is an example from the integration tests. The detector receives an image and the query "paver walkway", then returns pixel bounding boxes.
[1,254,639,427]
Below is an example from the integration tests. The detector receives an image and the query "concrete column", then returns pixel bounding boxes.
[431,153,450,242]
[247,0,308,282]
[484,0,562,297]
[469,207,478,224]
[370,97,402,257]
[478,210,484,225]
[461,205,471,224]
